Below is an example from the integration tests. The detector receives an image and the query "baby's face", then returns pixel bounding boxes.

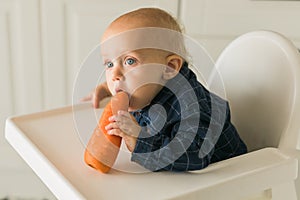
[103,49,168,111]
[100,17,182,111]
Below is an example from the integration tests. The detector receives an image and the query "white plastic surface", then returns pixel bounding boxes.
[5,30,300,199]
[5,103,298,200]
[214,31,300,152]
[213,30,300,198]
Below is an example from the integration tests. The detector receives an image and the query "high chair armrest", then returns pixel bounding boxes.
[170,147,298,200]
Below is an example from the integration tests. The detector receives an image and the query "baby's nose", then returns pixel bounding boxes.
[111,64,124,81]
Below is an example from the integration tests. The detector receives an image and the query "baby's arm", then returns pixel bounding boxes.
[130,102,245,172]
[81,82,112,108]
[131,120,212,172]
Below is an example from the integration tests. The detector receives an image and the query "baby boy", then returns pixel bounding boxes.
[83,7,247,171]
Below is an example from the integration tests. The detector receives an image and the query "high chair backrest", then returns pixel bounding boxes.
[214,31,300,152]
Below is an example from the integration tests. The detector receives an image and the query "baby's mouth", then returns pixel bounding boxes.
[115,87,132,99]
[115,88,123,93]
[114,82,126,94]
[114,87,129,95]
[114,88,130,99]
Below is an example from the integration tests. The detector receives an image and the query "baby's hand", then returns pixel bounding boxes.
[81,82,111,108]
[105,110,141,152]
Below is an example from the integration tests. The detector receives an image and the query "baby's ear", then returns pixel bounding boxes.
[163,55,183,80]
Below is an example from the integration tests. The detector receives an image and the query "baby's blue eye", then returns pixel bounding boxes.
[125,58,136,65]
[105,62,114,68]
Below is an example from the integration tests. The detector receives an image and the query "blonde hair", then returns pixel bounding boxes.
[113,7,184,33]
[114,8,187,58]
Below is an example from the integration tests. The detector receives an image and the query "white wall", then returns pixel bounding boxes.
[180,0,300,59]
[0,0,178,198]
[0,0,299,198]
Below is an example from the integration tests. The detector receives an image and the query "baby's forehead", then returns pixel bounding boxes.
[100,27,186,60]
[103,48,164,54]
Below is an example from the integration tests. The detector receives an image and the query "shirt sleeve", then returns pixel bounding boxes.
[131,114,214,172]
[130,96,241,171]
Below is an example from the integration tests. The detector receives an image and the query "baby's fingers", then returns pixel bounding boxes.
[105,122,119,130]
[117,110,132,119]
[107,129,124,137]
[113,113,141,137]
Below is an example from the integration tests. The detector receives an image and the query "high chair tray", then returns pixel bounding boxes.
[5,103,297,200]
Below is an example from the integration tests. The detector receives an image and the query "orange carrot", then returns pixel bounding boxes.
[84,92,129,173]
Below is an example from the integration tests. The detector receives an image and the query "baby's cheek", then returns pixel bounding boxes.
[106,81,115,95]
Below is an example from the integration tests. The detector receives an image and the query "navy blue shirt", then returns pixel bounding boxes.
[131,63,247,171]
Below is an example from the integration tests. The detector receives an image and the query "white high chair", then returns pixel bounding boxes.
[211,30,300,199]
[5,30,300,200]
